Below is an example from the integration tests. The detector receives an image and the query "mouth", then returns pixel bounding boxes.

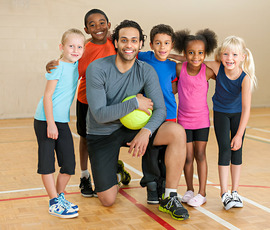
[95,31,104,35]
[226,61,235,66]
[124,50,134,54]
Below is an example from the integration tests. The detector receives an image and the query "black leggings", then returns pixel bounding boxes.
[214,111,245,166]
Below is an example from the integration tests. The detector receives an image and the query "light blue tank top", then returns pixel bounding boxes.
[212,63,246,113]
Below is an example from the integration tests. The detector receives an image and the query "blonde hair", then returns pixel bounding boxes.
[215,36,257,91]
[60,28,85,58]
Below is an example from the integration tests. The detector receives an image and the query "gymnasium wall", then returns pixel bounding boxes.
[1,0,269,119]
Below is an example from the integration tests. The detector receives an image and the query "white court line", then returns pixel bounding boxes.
[245,134,270,143]
[246,126,270,134]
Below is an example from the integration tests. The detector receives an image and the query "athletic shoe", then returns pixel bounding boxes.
[146,182,159,204]
[58,193,79,212]
[181,190,194,203]
[159,192,189,220]
[49,197,78,218]
[117,160,131,185]
[232,191,243,208]
[79,176,96,197]
[222,192,236,210]
[187,194,206,207]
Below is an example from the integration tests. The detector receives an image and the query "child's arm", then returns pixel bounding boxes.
[43,80,58,140]
[204,61,220,76]
[172,81,178,94]
[168,53,186,62]
[231,76,252,151]
[206,66,216,81]
[46,60,59,73]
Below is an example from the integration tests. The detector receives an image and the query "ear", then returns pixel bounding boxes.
[107,22,111,30]
[114,39,118,49]
[59,44,63,52]
[139,40,143,50]
[241,53,245,62]
[84,27,90,35]
[150,42,153,50]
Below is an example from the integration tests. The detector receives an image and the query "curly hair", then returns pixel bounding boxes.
[111,20,146,50]
[174,28,217,56]
[84,9,109,28]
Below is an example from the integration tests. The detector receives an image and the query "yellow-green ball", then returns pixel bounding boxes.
[120,95,152,130]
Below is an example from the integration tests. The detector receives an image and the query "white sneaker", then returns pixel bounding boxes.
[187,194,206,207]
[222,192,236,210]
[181,190,194,203]
[232,191,243,208]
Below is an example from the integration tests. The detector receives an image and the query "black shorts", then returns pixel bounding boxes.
[76,100,88,137]
[185,127,209,143]
[86,126,159,192]
[34,119,76,175]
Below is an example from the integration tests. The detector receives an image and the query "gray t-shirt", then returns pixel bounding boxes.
[86,55,166,135]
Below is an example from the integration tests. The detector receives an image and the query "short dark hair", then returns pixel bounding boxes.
[84,9,109,28]
[111,20,146,50]
[150,24,175,44]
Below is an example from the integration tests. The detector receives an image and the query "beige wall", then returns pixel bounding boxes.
[1,0,269,119]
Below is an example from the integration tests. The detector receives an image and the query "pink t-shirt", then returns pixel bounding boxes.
[177,62,210,129]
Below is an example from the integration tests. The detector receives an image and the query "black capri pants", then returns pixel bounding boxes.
[214,111,245,166]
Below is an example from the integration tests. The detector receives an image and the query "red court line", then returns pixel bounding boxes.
[119,189,176,230]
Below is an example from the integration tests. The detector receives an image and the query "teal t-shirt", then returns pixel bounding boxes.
[34,61,79,123]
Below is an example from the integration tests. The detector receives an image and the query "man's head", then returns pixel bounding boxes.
[112,20,146,51]
[112,20,146,62]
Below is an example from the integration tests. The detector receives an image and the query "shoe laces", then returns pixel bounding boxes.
[223,193,232,205]
[58,194,71,209]
[81,177,91,189]
[165,196,183,209]
[232,192,241,202]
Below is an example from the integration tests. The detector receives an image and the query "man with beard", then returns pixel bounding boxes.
[85,20,189,221]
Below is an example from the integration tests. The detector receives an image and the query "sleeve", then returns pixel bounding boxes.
[142,64,167,133]
[45,62,62,80]
[86,61,138,124]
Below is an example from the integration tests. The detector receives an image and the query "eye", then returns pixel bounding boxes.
[69,45,74,48]
[199,51,204,55]
[132,39,138,43]
[233,53,238,56]
[188,51,194,55]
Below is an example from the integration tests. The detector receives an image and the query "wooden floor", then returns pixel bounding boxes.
[0,108,270,230]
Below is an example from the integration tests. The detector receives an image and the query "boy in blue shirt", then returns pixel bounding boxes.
[138,24,180,204]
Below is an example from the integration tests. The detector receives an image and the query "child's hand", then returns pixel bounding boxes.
[46,60,59,73]
[136,94,153,116]
[231,135,242,151]
[47,123,58,140]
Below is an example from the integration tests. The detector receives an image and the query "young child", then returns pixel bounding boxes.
[172,29,217,207]
[137,24,180,204]
[34,28,85,218]
[205,36,257,210]
[46,9,131,198]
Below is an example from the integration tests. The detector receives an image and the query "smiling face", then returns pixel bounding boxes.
[84,13,111,44]
[184,40,206,67]
[220,48,245,70]
[114,27,142,62]
[150,33,173,61]
[59,34,85,63]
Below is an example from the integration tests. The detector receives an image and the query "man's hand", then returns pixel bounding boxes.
[126,128,151,157]
[46,60,59,73]
[136,94,153,115]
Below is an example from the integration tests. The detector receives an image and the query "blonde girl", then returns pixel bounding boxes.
[34,28,85,218]
[205,36,257,210]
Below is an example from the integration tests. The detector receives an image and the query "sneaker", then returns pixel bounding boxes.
[159,192,189,220]
[58,193,79,211]
[117,160,131,185]
[146,182,159,204]
[232,191,243,208]
[79,176,95,197]
[181,190,194,203]
[222,192,236,210]
[49,197,78,218]
[187,194,206,207]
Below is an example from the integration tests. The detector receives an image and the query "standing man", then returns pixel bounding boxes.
[85,20,189,221]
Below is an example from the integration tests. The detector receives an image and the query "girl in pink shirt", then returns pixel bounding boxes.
[173,29,217,206]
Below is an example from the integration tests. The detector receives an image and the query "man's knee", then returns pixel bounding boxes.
[97,185,118,207]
